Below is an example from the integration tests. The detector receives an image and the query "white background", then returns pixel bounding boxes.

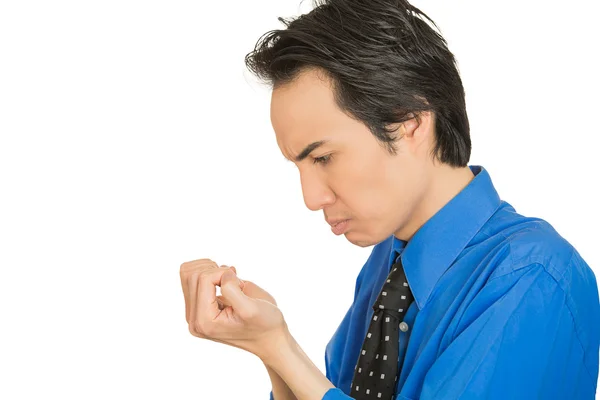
[1,0,598,398]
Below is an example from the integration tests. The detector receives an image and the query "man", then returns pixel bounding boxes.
[179,0,600,398]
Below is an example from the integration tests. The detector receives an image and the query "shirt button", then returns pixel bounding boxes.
[399,322,409,332]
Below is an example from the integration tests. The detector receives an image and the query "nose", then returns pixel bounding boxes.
[299,168,335,211]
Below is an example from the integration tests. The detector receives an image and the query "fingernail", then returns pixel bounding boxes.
[231,266,237,274]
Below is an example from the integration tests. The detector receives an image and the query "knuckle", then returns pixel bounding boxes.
[201,259,218,268]
[181,259,218,275]
[189,320,209,337]
[199,266,218,278]
[180,262,189,277]
[195,272,207,286]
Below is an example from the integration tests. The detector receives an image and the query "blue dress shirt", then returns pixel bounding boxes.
[270,165,599,399]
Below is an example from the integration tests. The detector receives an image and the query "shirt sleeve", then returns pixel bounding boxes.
[322,387,355,399]
[418,263,597,399]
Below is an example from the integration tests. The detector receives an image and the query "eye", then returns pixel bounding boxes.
[312,154,333,166]
[313,154,333,165]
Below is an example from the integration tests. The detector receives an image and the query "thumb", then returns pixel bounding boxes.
[220,269,252,312]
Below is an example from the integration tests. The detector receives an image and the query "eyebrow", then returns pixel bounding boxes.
[286,140,330,163]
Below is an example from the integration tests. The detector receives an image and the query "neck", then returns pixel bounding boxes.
[395,164,475,241]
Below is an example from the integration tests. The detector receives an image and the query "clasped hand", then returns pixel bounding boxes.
[179,258,289,361]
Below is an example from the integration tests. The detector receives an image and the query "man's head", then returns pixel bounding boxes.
[245,0,472,246]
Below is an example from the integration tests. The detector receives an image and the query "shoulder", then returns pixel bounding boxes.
[482,213,599,373]
[483,205,585,285]
[503,222,598,311]
[486,212,598,311]
[500,219,573,278]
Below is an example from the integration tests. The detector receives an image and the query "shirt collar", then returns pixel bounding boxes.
[390,165,502,310]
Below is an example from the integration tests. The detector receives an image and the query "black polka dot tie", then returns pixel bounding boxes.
[350,257,414,400]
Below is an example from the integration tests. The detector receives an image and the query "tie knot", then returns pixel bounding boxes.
[372,259,413,313]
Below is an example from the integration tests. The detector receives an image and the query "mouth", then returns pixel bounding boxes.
[331,219,350,235]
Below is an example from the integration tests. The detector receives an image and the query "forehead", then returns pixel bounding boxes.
[270,69,346,152]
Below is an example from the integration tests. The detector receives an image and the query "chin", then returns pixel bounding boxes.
[345,232,381,248]
[344,230,394,247]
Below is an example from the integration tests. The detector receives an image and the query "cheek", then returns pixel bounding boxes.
[344,157,385,188]
[330,155,399,215]
[337,178,391,221]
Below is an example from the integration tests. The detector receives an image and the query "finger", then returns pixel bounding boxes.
[180,271,191,322]
[181,259,219,322]
[187,272,200,326]
[218,265,244,289]
[228,267,245,289]
[240,280,277,306]
[219,265,239,278]
[196,267,237,320]
[220,269,253,317]
[240,280,261,297]
[216,295,231,310]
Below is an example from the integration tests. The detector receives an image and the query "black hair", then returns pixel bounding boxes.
[244,0,471,167]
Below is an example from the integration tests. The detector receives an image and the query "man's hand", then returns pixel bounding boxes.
[179,258,288,361]
[217,268,277,308]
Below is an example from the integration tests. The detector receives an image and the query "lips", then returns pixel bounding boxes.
[331,219,350,235]
[327,218,349,227]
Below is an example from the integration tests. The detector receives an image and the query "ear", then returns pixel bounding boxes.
[406,111,434,153]
[405,110,434,137]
